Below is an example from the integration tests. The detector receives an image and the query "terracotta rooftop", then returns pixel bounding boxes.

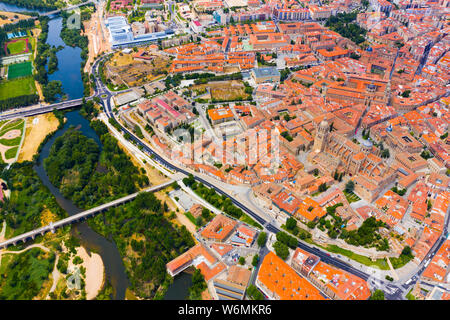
[257,252,326,300]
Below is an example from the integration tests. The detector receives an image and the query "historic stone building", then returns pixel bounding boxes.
[308,120,397,201]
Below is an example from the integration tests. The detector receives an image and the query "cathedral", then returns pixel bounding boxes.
[308,120,397,202]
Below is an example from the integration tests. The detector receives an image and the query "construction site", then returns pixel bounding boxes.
[103,49,172,88]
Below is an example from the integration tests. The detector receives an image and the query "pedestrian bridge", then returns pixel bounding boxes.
[0,180,174,250]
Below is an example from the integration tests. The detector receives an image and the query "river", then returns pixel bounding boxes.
[0,2,47,14]
[34,111,130,300]
[1,1,189,300]
[46,17,84,101]
[163,272,193,300]
[1,1,129,299]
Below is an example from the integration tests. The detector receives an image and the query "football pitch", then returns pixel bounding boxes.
[0,76,36,100]
[7,61,32,80]
[6,38,28,55]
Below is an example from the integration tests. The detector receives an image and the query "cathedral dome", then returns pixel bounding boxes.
[362,139,373,148]
[319,120,329,130]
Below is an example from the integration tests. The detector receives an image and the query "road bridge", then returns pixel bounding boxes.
[0,97,91,121]
[39,0,94,17]
[0,179,174,250]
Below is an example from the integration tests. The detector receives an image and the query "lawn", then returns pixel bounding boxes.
[8,61,33,80]
[5,38,29,55]
[0,136,22,146]
[389,254,414,269]
[184,212,198,226]
[343,190,361,203]
[406,289,416,300]
[5,146,19,160]
[240,213,263,230]
[0,119,25,137]
[0,76,36,99]
[325,244,389,270]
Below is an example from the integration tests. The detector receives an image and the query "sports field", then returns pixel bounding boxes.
[0,76,36,100]
[7,61,33,80]
[5,38,29,55]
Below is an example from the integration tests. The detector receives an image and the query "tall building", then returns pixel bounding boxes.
[313,120,329,152]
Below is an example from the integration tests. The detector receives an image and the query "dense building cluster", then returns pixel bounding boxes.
[107,0,449,301]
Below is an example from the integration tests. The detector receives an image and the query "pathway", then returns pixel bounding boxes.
[386,257,400,281]
[47,254,61,297]
[0,221,6,242]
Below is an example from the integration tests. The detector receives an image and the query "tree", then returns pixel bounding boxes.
[401,246,412,257]
[257,232,267,247]
[252,254,259,267]
[307,221,316,229]
[370,289,385,300]
[201,208,210,220]
[381,149,390,158]
[188,269,207,300]
[276,231,297,248]
[195,216,203,226]
[273,241,289,260]
[238,256,245,265]
[333,171,339,180]
[247,284,264,300]
[345,180,355,193]
[401,90,411,98]
[286,217,297,231]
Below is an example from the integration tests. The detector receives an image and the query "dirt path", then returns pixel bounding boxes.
[48,254,61,296]
[84,2,109,73]
[0,129,20,139]
[0,221,6,242]
[31,27,44,101]
[0,243,50,255]
[0,243,51,271]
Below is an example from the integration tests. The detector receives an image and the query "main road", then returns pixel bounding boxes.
[4,53,446,299]
[89,56,407,299]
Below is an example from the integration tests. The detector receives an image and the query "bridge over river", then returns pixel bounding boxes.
[0,179,174,250]
[39,0,94,17]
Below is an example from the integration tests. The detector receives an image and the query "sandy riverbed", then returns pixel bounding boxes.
[71,246,105,300]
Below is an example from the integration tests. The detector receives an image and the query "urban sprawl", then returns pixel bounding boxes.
[0,0,449,302]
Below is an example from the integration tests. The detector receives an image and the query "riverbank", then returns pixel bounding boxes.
[33,110,130,300]
[72,246,105,300]
[17,113,60,162]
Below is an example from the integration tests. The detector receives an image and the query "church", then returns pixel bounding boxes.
[308,120,397,202]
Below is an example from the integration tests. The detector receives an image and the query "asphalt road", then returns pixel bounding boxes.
[3,53,447,300]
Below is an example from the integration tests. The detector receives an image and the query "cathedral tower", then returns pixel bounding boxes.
[313,120,329,152]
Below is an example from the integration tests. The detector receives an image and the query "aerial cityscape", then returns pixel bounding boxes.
[0,0,448,303]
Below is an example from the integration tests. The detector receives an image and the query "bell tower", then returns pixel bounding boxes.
[313,120,329,152]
